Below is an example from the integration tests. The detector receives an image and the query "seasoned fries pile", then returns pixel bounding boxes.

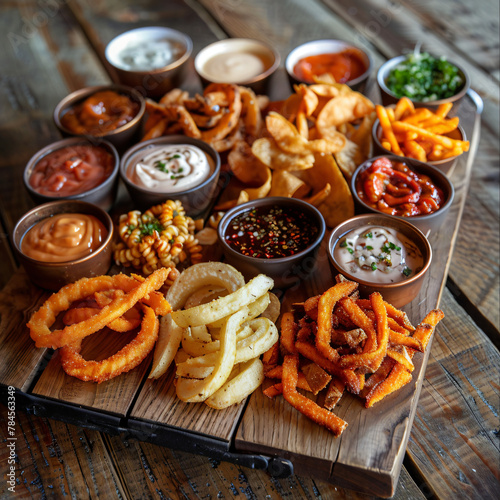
[376,97,469,162]
[143,80,376,228]
[263,276,444,436]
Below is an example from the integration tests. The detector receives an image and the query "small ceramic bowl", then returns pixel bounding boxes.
[120,135,221,216]
[285,39,373,92]
[54,84,146,153]
[105,27,193,99]
[194,38,280,94]
[13,200,114,291]
[351,155,455,236]
[23,137,119,212]
[327,214,432,308]
[372,119,467,174]
[217,197,326,289]
[377,54,470,108]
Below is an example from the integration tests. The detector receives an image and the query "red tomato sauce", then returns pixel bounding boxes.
[29,144,115,197]
[293,49,367,84]
[355,157,444,217]
[60,90,140,135]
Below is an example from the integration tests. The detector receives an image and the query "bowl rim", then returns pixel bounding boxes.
[13,200,114,267]
[327,213,432,290]
[119,134,221,196]
[217,196,326,264]
[104,26,193,75]
[376,53,471,105]
[371,118,467,166]
[351,155,455,223]
[23,137,119,202]
[53,84,146,138]
[285,38,373,86]
[194,37,281,85]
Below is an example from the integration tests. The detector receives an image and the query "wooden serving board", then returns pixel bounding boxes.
[0,92,481,498]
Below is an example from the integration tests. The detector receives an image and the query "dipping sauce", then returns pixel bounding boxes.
[293,48,367,84]
[386,52,464,102]
[224,205,319,259]
[114,39,185,71]
[29,144,115,197]
[200,52,267,83]
[60,90,140,135]
[334,225,423,283]
[355,157,444,217]
[127,144,214,193]
[21,213,107,263]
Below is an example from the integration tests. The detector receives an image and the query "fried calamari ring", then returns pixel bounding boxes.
[28,268,171,349]
[59,304,159,383]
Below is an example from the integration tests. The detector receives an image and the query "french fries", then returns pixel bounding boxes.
[263,277,444,436]
[376,99,469,162]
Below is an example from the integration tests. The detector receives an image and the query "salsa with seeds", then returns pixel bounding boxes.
[224,205,319,259]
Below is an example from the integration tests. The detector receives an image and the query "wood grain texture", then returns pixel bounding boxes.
[408,287,500,499]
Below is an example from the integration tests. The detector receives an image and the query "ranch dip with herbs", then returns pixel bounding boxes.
[334,225,423,284]
[127,144,214,193]
[115,39,185,71]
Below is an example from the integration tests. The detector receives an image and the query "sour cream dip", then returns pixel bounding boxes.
[200,52,267,83]
[334,225,423,284]
[127,144,214,193]
[115,39,185,71]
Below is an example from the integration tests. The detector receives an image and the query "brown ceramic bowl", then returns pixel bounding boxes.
[120,135,221,216]
[194,38,280,94]
[53,84,146,153]
[217,197,326,289]
[372,119,466,174]
[285,39,373,92]
[351,155,455,236]
[328,214,432,308]
[13,200,114,291]
[23,137,119,212]
[377,54,470,108]
[105,27,193,99]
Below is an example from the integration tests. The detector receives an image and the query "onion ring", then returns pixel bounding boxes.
[28,268,171,349]
[59,304,159,383]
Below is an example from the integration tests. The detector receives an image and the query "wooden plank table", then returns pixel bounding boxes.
[0,0,498,498]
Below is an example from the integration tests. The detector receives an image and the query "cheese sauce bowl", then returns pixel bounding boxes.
[105,27,193,99]
[120,135,221,216]
[328,214,432,308]
[23,137,119,212]
[54,84,146,153]
[13,200,114,291]
[194,38,280,94]
[217,197,326,289]
[285,39,373,92]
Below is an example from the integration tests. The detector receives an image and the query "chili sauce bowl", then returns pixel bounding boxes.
[351,155,455,236]
[54,84,146,153]
[217,197,326,289]
[194,38,280,94]
[120,135,221,216]
[377,54,470,108]
[372,118,467,174]
[285,39,373,92]
[328,214,432,308]
[105,27,193,99]
[23,137,120,212]
[13,200,114,291]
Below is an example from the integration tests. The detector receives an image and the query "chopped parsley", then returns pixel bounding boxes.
[403,267,412,277]
[386,52,464,102]
[370,262,377,271]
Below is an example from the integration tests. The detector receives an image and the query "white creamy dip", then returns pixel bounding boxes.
[128,144,214,193]
[116,39,184,71]
[201,52,267,83]
[334,225,423,284]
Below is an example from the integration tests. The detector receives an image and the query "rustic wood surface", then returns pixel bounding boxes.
[0,0,498,498]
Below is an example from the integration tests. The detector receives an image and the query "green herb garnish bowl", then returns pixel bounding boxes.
[377,53,470,108]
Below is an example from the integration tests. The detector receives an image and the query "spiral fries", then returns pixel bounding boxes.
[113,200,202,275]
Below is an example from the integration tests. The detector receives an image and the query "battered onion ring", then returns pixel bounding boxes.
[28,268,171,349]
[59,304,159,383]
